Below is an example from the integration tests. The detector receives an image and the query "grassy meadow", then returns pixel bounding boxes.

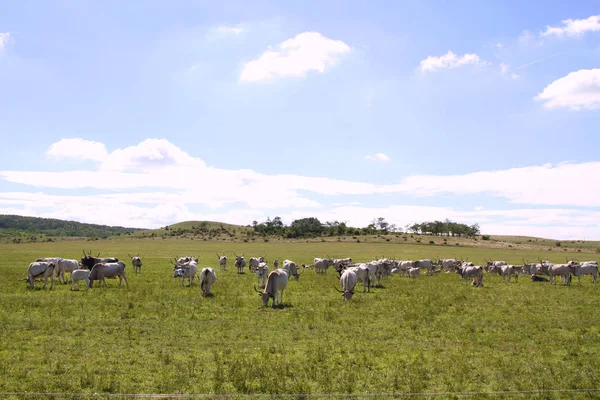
[1,238,599,399]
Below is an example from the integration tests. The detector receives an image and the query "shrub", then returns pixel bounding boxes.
[429,240,435,244]
[556,241,561,247]
[481,235,490,241]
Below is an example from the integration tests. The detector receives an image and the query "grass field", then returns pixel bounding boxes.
[0,238,599,399]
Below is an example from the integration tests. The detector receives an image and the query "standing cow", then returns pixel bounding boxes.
[88,262,129,288]
[234,254,246,274]
[255,269,289,308]
[80,251,119,270]
[199,267,217,296]
[129,254,142,274]
[55,259,79,284]
[217,254,227,271]
[335,269,358,300]
[27,261,56,289]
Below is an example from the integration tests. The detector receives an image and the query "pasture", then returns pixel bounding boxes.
[1,238,599,399]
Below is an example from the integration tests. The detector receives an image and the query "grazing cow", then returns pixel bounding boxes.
[439,259,460,273]
[415,259,436,275]
[314,258,334,274]
[488,264,518,283]
[27,261,56,289]
[88,262,128,288]
[255,269,289,307]
[256,262,269,288]
[199,267,217,296]
[455,265,483,286]
[129,254,142,274]
[548,262,575,285]
[335,269,358,300]
[216,254,227,271]
[80,251,119,270]
[70,269,90,291]
[55,259,79,284]
[333,258,353,272]
[346,265,370,292]
[234,254,246,274]
[407,267,421,279]
[282,259,301,280]
[377,258,395,279]
[569,261,598,284]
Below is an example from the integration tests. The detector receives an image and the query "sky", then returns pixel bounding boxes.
[1,1,600,239]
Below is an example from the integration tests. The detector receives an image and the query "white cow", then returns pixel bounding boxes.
[256,269,289,307]
[27,261,56,289]
[217,254,227,271]
[314,258,334,274]
[548,262,574,285]
[248,257,261,272]
[88,262,129,288]
[333,258,353,271]
[456,265,483,286]
[282,259,301,280]
[489,264,518,283]
[129,254,142,274]
[256,262,269,288]
[200,267,217,296]
[439,259,460,273]
[346,265,370,292]
[175,260,198,287]
[234,254,246,274]
[397,260,414,275]
[570,261,598,284]
[485,260,507,272]
[407,267,421,278]
[415,259,436,275]
[70,269,90,291]
[56,258,79,284]
[336,269,358,300]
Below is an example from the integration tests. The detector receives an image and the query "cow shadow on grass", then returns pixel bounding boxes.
[263,303,294,310]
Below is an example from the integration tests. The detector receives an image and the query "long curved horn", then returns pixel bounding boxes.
[334,286,344,293]
[128,253,132,259]
[83,250,87,257]
[216,253,220,258]
[254,285,262,293]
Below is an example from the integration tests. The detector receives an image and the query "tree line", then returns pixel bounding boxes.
[0,214,142,238]
[252,217,480,238]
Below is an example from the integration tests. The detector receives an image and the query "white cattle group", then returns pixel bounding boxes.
[24,249,598,310]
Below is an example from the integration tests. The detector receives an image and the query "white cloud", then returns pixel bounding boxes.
[535,69,600,110]
[541,15,600,38]
[46,138,108,162]
[419,51,484,72]
[364,153,390,162]
[7,138,600,238]
[500,63,520,79]
[214,24,245,35]
[239,31,351,82]
[0,32,9,50]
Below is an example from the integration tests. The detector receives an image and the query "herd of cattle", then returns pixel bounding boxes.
[25,252,598,307]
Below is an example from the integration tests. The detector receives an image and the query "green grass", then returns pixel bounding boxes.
[1,239,599,399]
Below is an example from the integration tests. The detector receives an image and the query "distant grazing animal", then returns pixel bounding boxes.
[488,264,518,283]
[256,262,269,288]
[548,262,575,285]
[407,267,421,279]
[129,254,142,274]
[456,265,483,286]
[255,269,289,307]
[248,257,263,272]
[314,258,334,274]
[234,254,246,274]
[335,269,358,301]
[70,269,90,291]
[56,259,79,284]
[333,258,353,272]
[485,260,507,273]
[88,262,128,288]
[282,259,302,280]
[217,254,227,271]
[397,260,415,275]
[415,259,435,275]
[199,267,216,296]
[80,251,119,270]
[27,261,56,289]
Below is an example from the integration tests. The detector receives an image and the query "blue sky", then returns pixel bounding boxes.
[1,1,600,239]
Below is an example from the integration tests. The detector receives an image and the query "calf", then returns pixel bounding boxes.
[129,254,142,274]
[70,269,90,291]
[407,267,420,279]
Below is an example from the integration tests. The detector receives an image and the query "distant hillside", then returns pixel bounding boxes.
[0,214,143,239]
[131,220,252,240]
